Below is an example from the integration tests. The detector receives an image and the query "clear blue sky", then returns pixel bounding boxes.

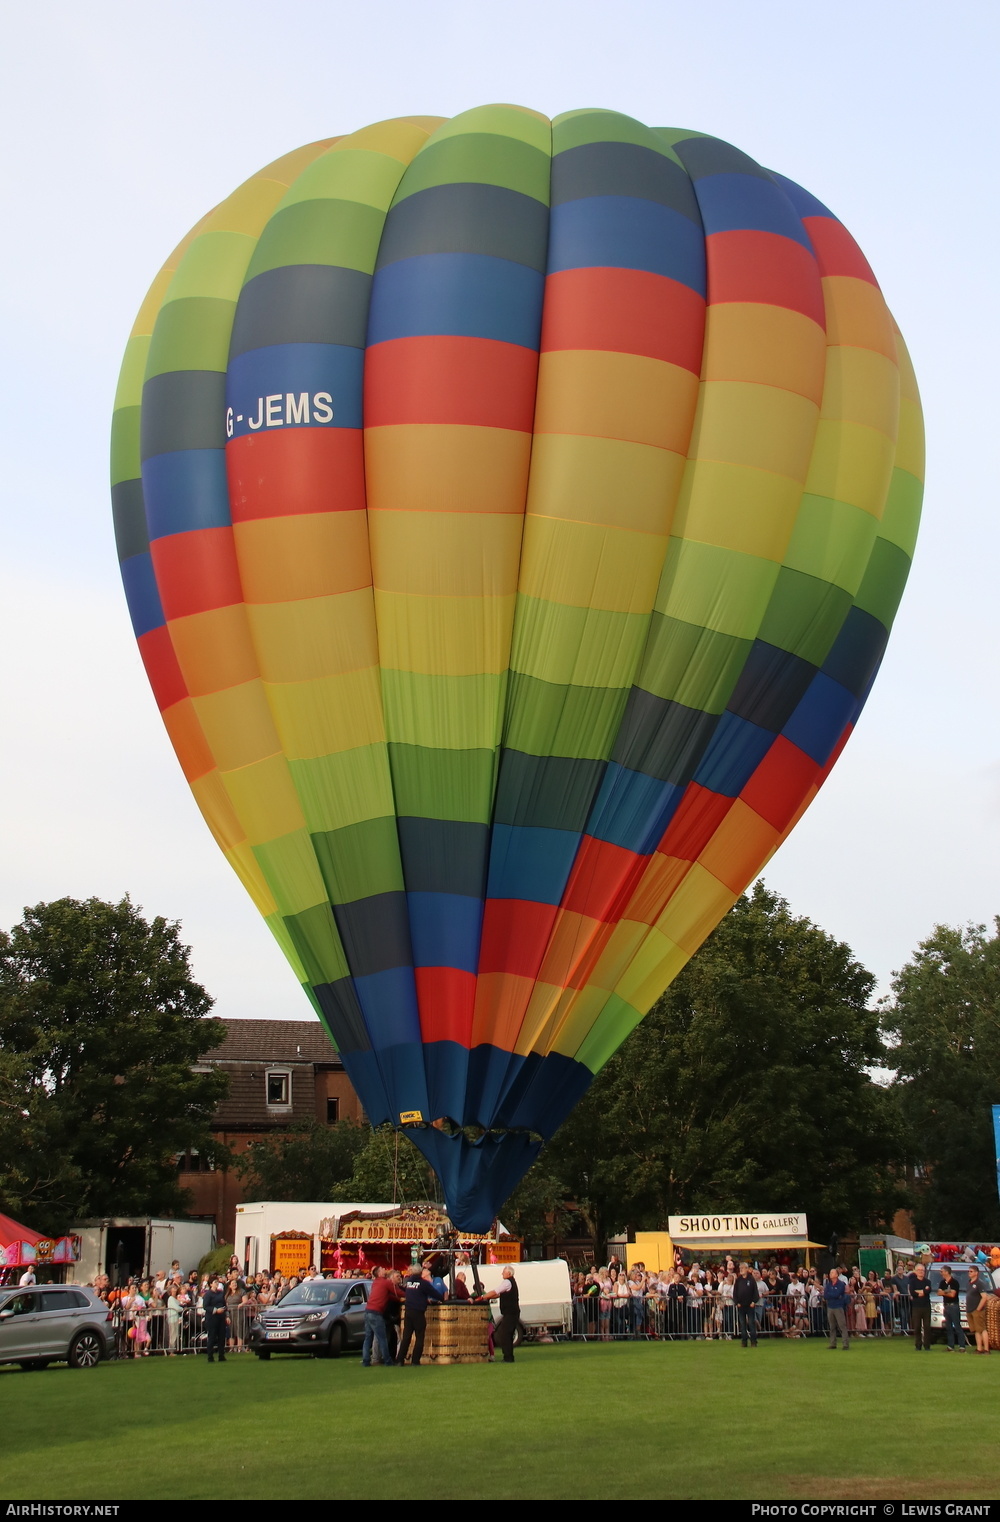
[2,0,997,1016]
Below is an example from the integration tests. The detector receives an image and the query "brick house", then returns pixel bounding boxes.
[180,1019,364,1244]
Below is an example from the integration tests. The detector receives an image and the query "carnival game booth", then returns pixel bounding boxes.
[626,1212,825,1272]
[324,1203,517,1274]
[237,1200,517,1279]
[0,1213,81,1285]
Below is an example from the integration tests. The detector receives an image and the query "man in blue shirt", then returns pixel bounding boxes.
[823,1269,851,1349]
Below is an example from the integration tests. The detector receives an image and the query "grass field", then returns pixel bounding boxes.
[2,1339,998,1500]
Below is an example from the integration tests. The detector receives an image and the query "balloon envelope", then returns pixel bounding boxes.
[112,108,923,1230]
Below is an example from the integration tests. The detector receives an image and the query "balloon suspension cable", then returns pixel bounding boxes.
[378,1124,407,1211]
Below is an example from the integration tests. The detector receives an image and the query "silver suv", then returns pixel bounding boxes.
[0,1284,112,1370]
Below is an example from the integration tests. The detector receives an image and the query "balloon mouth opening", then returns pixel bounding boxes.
[403,1116,545,1149]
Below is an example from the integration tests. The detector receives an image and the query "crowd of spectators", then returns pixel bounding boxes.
[90,1256,357,1356]
[78,1243,1000,1355]
[569,1252,1000,1342]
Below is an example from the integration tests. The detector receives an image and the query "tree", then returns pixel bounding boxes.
[236,1119,369,1202]
[544,882,906,1244]
[498,1163,578,1249]
[0,896,228,1232]
[341,1126,441,1204]
[881,920,1000,1240]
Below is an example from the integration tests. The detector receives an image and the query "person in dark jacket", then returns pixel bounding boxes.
[203,1276,229,1363]
[907,1263,933,1352]
[732,1263,760,1348]
[823,1269,851,1349]
[939,1265,967,1351]
[396,1266,444,1366]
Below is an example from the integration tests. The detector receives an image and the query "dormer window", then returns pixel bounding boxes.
[266,1069,291,1108]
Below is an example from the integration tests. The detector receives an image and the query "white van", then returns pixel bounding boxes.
[472,1260,572,1340]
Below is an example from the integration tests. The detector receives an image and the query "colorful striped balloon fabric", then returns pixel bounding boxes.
[112,107,923,1230]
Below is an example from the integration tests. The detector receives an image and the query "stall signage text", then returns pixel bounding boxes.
[668,1213,807,1239]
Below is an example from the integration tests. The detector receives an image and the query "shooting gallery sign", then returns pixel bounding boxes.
[668,1213,808,1241]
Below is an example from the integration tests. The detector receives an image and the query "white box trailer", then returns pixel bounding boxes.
[67,1218,216,1285]
[236,1201,396,1277]
[474,1259,572,1338]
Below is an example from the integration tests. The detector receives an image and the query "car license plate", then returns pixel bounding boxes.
[267,1331,290,1340]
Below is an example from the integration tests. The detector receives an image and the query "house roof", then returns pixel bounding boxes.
[200,1018,342,1067]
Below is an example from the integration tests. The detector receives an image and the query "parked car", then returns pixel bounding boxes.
[249,1279,370,1359]
[0,1284,112,1370]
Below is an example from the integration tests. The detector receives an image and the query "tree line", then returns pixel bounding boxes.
[2,889,998,1245]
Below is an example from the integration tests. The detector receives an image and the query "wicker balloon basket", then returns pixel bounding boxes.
[986,1294,1000,1351]
[399,1303,492,1364]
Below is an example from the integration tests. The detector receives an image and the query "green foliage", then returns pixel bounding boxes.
[341,1126,440,1205]
[545,882,906,1243]
[235,1119,369,1202]
[881,920,1000,1239]
[198,1243,236,1279]
[0,896,228,1233]
[498,1163,578,1247]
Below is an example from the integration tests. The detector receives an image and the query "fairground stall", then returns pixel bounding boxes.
[236,1199,518,1279]
[0,1212,81,1285]
[625,1212,825,1273]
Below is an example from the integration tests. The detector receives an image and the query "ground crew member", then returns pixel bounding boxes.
[907,1262,933,1351]
[396,1266,444,1366]
[203,1275,228,1363]
[483,1266,520,1363]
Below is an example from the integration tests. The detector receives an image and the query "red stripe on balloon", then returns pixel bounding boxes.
[739,735,821,832]
[226,428,366,521]
[561,836,645,924]
[478,899,559,979]
[802,217,880,286]
[657,783,733,861]
[151,527,243,620]
[541,267,705,371]
[706,230,826,326]
[364,336,539,430]
[138,624,188,711]
[415,967,476,1046]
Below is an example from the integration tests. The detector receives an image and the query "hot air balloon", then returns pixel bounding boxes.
[111,107,923,1231]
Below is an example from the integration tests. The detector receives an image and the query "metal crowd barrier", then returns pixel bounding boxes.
[103,1290,920,1355]
[107,1301,261,1357]
[569,1291,915,1340]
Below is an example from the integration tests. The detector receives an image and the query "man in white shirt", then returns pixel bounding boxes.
[18,1267,36,1287]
